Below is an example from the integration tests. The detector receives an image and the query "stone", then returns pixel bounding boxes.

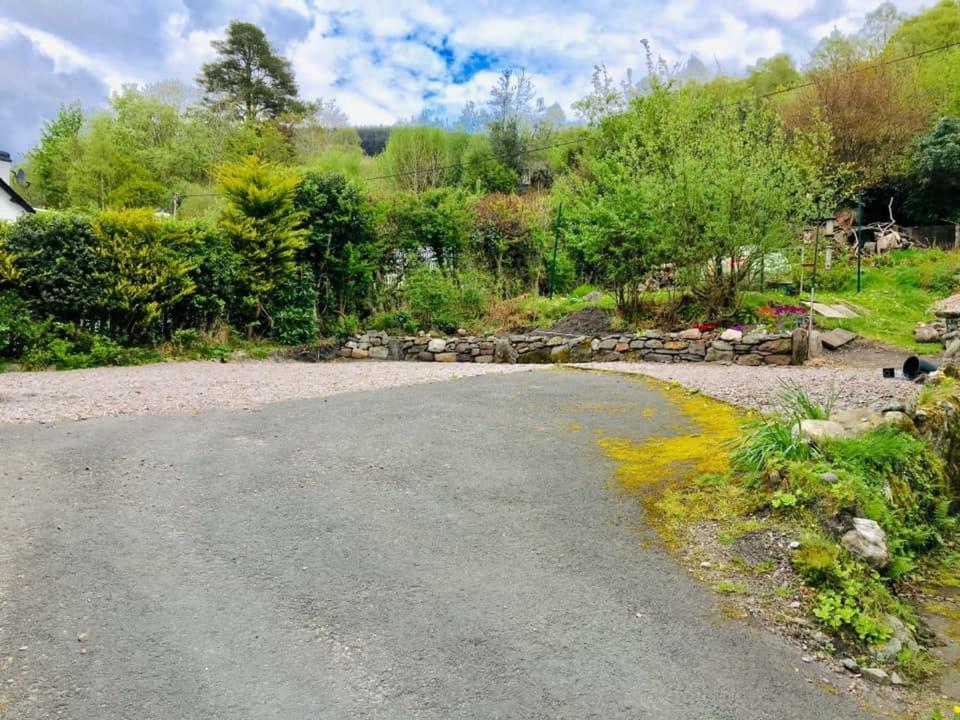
[820,472,839,484]
[679,328,701,340]
[494,340,519,364]
[705,348,734,363]
[883,411,915,432]
[758,338,792,354]
[841,658,860,674]
[434,352,458,363]
[799,419,850,442]
[945,338,960,362]
[808,330,823,358]
[829,408,885,435]
[741,331,766,345]
[340,348,353,358]
[841,518,890,569]
[351,348,369,359]
[664,341,687,351]
[590,339,601,351]
[877,637,901,662]
[427,338,447,353]
[884,614,920,651]
[598,338,618,351]
[418,351,434,361]
[629,339,646,349]
[615,342,630,353]
[368,346,389,360]
[735,354,763,367]
[547,336,566,347]
[474,355,493,364]
[764,355,792,366]
[719,329,743,343]
[890,671,905,686]
[812,631,832,647]
[457,328,467,337]
[646,353,674,363]
[645,339,664,350]
[791,328,809,366]
[860,668,890,686]
[820,328,858,350]
[582,291,603,302]
[914,323,941,343]
[788,541,801,550]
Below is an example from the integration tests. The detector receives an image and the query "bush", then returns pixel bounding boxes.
[368,310,417,334]
[405,268,461,331]
[266,270,318,345]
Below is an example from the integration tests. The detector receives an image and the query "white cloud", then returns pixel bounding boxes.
[688,14,784,70]
[745,0,816,20]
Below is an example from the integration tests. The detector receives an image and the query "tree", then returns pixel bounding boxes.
[487,69,541,173]
[217,156,307,333]
[379,126,449,193]
[888,0,960,114]
[747,54,802,95]
[810,29,867,69]
[471,194,543,294]
[91,209,196,341]
[25,104,82,209]
[905,117,960,222]
[860,2,904,51]
[459,137,519,194]
[200,21,301,121]
[294,172,378,320]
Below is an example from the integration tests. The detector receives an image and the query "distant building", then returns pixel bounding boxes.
[0,151,34,220]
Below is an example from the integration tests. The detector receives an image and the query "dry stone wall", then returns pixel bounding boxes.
[340,328,806,366]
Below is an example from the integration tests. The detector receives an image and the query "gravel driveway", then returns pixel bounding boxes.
[0,370,872,719]
[0,360,542,425]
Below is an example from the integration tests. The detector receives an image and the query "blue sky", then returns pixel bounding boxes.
[0,0,933,157]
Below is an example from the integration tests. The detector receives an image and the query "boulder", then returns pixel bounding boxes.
[368,346,389,360]
[719,329,743,343]
[705,347,734,363]
[434,352,457,363]
[351,348,369,359]
[821,328,858,350]
[914,323,941,344]
[945,338,960,362]
[427,338,448,353]
[808,330,823,358]
[494,339,519,364]
[860,668,891,686]
[829,408,885,435]
[710,340,733,352]
[735,354,763,367]
[799,419,850,442]
[679,328,701,340]
[758,338,792,354]
[841,518,890,569]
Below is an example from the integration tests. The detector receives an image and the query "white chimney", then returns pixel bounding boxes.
[0,151,11,185]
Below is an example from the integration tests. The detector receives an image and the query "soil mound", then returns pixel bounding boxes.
[548,307,613,336]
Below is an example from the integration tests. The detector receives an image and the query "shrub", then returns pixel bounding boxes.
[368,310,417,334]
[266,270,318,345]
[405,268,460,331]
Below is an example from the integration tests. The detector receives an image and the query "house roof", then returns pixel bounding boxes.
[0,177,34,214]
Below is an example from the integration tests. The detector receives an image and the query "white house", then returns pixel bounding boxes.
[0,151,34,221]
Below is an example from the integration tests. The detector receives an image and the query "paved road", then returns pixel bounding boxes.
[0,369,870,719]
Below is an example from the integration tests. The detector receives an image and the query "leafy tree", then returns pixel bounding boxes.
[572,64,627,125]
[747,54,802,95]
[471,194,543,294]
[294,172,379,320]
[860,2,904,50]
[460,137,519,194]
[200,21,301,121]
[379,126,449,192]
[377,189,474,271]
[217,156,307,333]
[904,117,960,222]
[91,209,196,341]
[488,68,544,173]
[23,104,83,209]
[888,0,960,114]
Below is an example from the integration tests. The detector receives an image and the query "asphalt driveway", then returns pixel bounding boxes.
[0,369,871,719]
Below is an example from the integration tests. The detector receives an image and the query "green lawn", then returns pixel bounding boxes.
[747,248,960,356]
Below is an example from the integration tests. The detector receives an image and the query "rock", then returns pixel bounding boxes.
[417,351,434,361]
[427,338,447,353]
[475,355,493,364]
[598,338,618,351]
[735,354,763,367]
[829,408,885,435]
[915,323,941,343]
[890,671,905,686]
[808,330,824,358]
[679,328,701,340]
[710,340,733,352]
[758,338,792,353]
[792,328,809,366]
[434,352,457,363]
[700,561,712,568]
[764,355,792,366]
[841,658,860,674]
[615,342,630,353]
[590,338,601,351]
[368,346,389,360]
[883,411,915,432]
[841,518,890,569]
[705,348,734,363]
[494,340,519,364]
[860,668,891,685]
[802,655,814,663]
[820,472,839,484]
[741,331,766,345]
[720,329,743,343]
[799,419,850,442]
[884,614,920,651]
[877,637,901,662]
[820,328,858,350]
[664,341,687,351]
[789,541,801,550]
[351,348,369,359]
[457,328,467,337]
[945,338,960,362]
[582,291,603,302]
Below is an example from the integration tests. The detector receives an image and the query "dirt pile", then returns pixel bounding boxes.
[547,307,613,336]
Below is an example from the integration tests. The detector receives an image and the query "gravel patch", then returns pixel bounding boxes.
[574,361,918,413]
[0,360,544,425]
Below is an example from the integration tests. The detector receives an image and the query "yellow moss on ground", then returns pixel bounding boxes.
[595,380,744,546]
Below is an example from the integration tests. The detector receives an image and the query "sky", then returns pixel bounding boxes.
[0,0,934,158]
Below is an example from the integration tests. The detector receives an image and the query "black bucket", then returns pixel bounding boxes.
[903,356,938,380]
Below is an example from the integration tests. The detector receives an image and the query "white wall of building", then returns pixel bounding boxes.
[0,193,28,221]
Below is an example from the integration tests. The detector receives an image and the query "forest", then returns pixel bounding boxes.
[2,1,960,368]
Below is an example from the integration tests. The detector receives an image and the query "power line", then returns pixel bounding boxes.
[173,38,960,198]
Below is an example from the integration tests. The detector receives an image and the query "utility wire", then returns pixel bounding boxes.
[173,38,960,199]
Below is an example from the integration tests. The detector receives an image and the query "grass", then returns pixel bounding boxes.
[745,248,960,354]
[479,290,619,333]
